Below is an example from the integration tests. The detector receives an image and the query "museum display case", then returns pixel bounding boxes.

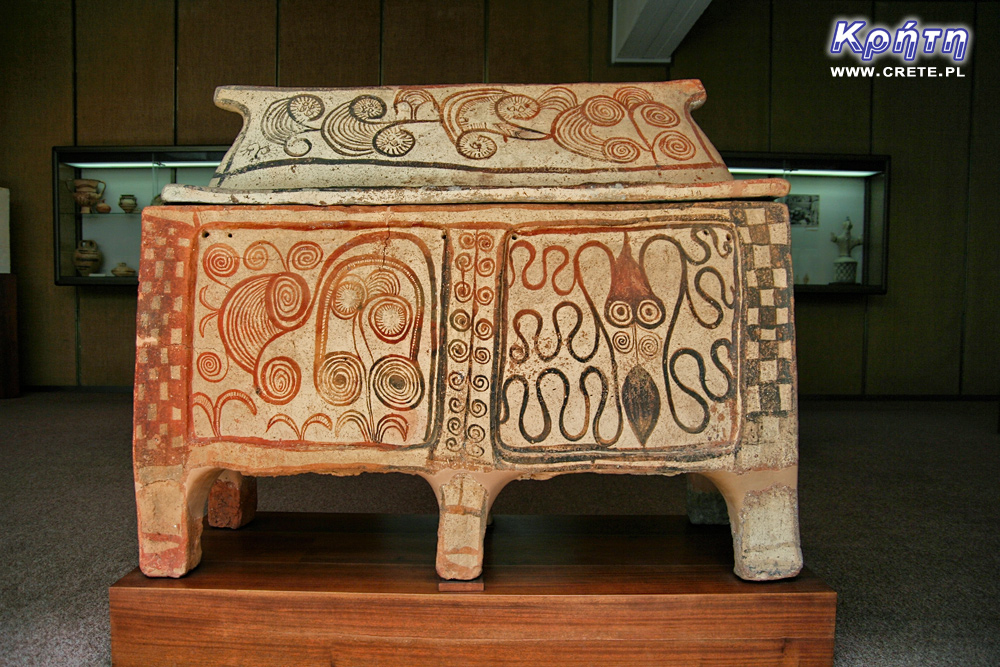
[52,146,225,285]
[724,152,889,294]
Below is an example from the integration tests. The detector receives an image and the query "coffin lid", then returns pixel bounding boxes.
[163,80,787,205]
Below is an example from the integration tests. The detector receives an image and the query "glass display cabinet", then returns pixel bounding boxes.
[723,153,890,294]
[52,146,226,285]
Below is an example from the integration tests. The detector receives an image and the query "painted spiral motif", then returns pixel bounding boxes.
[476,257,496,277]
[351,95,387,120]
[366,268,400,297]
[266,273,310,327]
[370,355,424,411]
[470,374,489,392]
[368,295,412,344]
[448,339,470,363]
[257,356,301,405]
[457,132,497,160]
[315,351,364,406]
[450,309,472,332]
[203,243,239,279]
[458,233,477,250]
[611,330,633,354]
[581,95,625,126]
[288,241,323,271]
[197,351,227,382]
[602,137,642,163]
[288,94,324,123]
[454,252,474,273]
[476,234,495,252]
[466,424,486,443]
[638,334,661,360]
[613,86,653,110]
[475,286,495,305]
[655,131,696,161]
[453,281,473,302]
[243,242,270,270]
[637,103,680,128]
[469,399,488,418]
[473,318,494,340]
[472,347,491,364]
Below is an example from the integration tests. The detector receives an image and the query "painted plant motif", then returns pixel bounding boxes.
[191,230,439,446]
[497,225,740,463]
[256,86,697,165]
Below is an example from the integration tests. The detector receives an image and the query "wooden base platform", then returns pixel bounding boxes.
[111,513,836,666]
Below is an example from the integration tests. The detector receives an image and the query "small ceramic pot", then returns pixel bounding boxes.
[111,262,137,277]
[67,179,106,213]
[119,194,138,214]
[95,200,112,214]
[73,240,102,276]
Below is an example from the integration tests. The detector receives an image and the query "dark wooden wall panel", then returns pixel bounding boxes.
[770,1,871,395]
[76,0,175,145]
[0,0,77,385]
[177,0,277,145]
[590,0,668,83]
[382,0,484,85]
[488,0,590,84]
[962,2,1000,394]
[279,0,381,87]
[867,1,974,394]
[78,288,137,385]
[669,0,770,152]
[770,0,872,154]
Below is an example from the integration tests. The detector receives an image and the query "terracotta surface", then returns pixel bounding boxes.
[133,81,802,582]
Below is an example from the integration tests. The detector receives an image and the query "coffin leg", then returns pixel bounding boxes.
[434,473,492,580]
[685,473,730,525]
[135,466,219,578]
[207,470,257,529]
[701,468,803,581]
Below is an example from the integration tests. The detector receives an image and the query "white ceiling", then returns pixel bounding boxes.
[611,0,713,64]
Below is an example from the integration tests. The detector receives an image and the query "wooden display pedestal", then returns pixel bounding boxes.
[111,513,836,666]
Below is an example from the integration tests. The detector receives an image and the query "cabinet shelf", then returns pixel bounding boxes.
[53,146,226,286]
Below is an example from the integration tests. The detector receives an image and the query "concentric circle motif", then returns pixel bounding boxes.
[456,131,498,160]
[476,257,496,277]
[367,295,412,344]
[611,330,633,355]
[450,309,472,332]
[197,351,227,382]
[581,95,625,126]
[315,352,363,406]
[288,241,323,271]
[453,281,473,302]
[655,131,696,161]
[331,276,366,319]
[370,355,424,411]
[606,300,634,327]
[636,298,665,328]
[266,273,310,327]
[202,244,239,279]
[373,125,416,157]
[257,356,301,405]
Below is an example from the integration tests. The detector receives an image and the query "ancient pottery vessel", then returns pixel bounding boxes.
[111,262,136,277]
[136,81,803,583]
[94,200,112,214]
[119,194,138,214]
[68,179,106,213]
[73,239,102,276]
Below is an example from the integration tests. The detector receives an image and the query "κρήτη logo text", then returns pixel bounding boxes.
[829,17,970,62]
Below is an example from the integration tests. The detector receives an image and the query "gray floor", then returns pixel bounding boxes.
[0,392,997,665]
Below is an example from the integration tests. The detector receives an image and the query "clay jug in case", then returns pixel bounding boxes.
[73,240,102,276]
